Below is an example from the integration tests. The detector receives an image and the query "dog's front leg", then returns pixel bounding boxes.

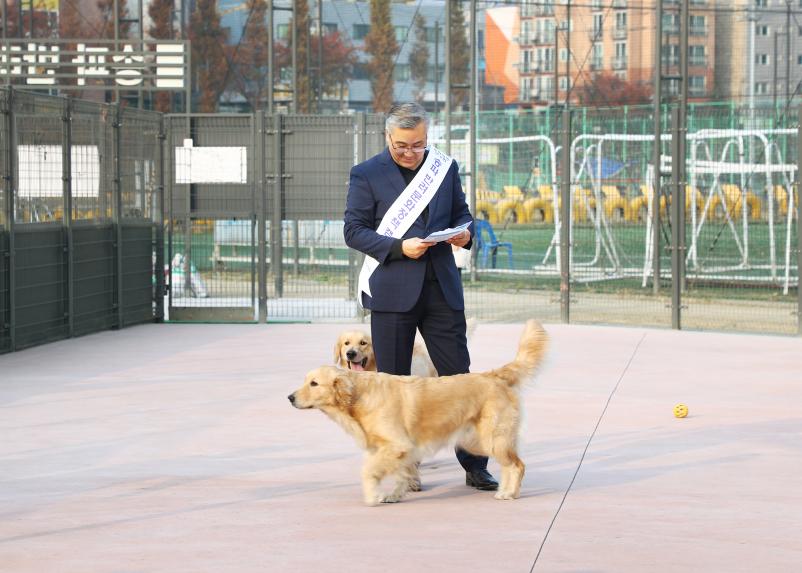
[361,448,410,506]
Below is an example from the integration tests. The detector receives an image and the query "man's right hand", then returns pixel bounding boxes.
[402,238,435,259]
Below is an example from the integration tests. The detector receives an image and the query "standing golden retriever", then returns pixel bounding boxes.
[333,318,477,377]
[290,320,548,505]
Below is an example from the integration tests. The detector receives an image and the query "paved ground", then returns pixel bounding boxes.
[1,322,801,572]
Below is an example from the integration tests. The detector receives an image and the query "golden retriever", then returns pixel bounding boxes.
[333,318,477,377]
[290,320,548,505]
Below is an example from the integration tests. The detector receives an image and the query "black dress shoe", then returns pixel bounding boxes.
[465,468,498,491]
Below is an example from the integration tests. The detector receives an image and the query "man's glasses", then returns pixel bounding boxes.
[388,133,427,155]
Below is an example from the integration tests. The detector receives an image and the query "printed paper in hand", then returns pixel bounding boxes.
[422,221,471,243]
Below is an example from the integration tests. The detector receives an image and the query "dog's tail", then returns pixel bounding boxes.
[498,320,548,386]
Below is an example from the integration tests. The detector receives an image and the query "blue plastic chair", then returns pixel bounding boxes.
[475,219,513,269]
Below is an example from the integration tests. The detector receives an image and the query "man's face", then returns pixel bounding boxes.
[386,123,427,170]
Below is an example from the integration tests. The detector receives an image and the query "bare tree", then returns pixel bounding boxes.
[364,0,398,112]
[409,14,429,104]
[189,0,229,112]
[148,0,175,111]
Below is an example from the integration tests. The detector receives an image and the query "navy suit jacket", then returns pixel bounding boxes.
[344,147,474,312]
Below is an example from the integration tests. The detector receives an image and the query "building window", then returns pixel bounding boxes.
[756,53,769,65]
[755,82,769,95]
[394,64,410,81]
[616,12,627,29]
[277,24,289,40]
[757,25,770,37]
[593,14,604,36]
[690,45,706,66]
[353,24,369,40]
[395,26,407,42]
[559,77,568,91]
[689,75,705,92]
[755,0,767,6]
[797,54,802,65]
[560,48,568,62]
[322,23,337,34]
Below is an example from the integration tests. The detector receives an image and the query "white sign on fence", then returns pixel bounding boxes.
[175,145,248,184]
[17,145,100,198]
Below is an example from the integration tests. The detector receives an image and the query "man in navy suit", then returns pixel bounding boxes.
[343,102,498,492]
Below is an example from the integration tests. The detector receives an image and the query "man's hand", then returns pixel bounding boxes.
[402,238,435,259]
[446,229,471,249]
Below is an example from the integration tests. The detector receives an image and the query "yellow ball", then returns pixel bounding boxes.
[674,403,689,418]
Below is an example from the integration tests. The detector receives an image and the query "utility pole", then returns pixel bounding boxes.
[565,0,571,109]
[291,0,297,113]
[469,0,477,282]
[267,0,274,113]
[445,0,451,155]
[317,0,323,111]
[652,0,663,293]
[786,0,791,100]
[434,22,439,117]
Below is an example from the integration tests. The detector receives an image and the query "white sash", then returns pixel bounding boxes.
[357,146,454,302]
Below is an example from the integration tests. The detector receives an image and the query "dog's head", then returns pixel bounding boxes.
[334,330,375,372]
[288,366,355,411]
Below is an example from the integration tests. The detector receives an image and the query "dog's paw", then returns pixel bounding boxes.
[363,495,382,506]
[494,491,518,500]
[379,493,404,504]
[407,477,422,492]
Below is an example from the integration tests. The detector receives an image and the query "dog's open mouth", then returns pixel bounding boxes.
[348,358,368,371]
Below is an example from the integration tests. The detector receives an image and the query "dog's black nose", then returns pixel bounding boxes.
[346,349,357,360]
[288,394,295,404]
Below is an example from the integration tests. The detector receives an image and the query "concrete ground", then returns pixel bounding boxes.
[1,322,801,573]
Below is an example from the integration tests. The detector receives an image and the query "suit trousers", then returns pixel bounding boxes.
[370,277,489,473]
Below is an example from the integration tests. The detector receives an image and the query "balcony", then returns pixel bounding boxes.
[590,58,603,71]
[516,33,540,46]
[662,56,680,67]
[613,56,628,70]
[690,24,708,36]
[589,28,603,41]
[689,54,707,67]
[689,84,706,96]
[613,26,627,40]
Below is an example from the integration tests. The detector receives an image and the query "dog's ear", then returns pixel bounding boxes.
[332,374,354,409]
[333,337,343,366]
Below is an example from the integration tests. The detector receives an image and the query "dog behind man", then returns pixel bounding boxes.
[289,320,548,505]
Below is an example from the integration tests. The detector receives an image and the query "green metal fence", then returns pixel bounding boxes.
[0,88,164,354]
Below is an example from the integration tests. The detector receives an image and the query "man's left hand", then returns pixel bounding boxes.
[446,229,470,248]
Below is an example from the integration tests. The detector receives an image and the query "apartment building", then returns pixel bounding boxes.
[516,0,716,106]
[715,0,802,104]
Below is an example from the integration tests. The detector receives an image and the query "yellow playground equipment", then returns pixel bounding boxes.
[708,184,761,220]
[772,185,797,218]
[629,185,707,222]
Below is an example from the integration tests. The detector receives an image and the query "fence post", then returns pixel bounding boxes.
[256,111,267,323]
[62,97,74,337]
[165,116,174,318]
[155,114,166,323]
[4,87,14,350]
[348,113,366,308]
[670,106,685,330]
[559,108,571,324]
[797,105,802,335]
[113,103,124,328]
[272,113,284,298]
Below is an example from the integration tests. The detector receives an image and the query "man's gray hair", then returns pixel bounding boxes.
[385,102,429,132]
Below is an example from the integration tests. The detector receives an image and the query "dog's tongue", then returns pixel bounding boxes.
[350,361,365,371]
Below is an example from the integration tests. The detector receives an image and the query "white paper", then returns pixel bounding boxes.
[175,146,248,184]
[422,221,471,243]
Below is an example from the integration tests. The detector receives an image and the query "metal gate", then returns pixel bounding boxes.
[164,112,384,322]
